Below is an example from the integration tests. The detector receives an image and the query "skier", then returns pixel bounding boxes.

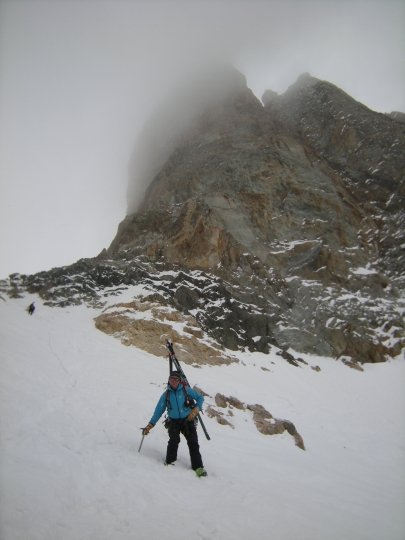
[27,302,35,315]
[142,371,207,477]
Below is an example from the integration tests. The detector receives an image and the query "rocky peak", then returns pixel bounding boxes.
[127,64,263,213]
[387,111,405,124]
[104,68,404,363]
[262,72,405,281]
[263,73,405,203]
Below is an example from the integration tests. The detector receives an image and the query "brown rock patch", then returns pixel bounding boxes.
[94,301,236,366]
[212,396,305,450]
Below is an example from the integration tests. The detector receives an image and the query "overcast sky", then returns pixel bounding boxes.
[1,0,404,277]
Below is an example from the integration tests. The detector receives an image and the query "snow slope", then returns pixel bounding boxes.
[1,294,404,540]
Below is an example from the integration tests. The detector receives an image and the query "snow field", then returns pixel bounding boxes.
[0,295,404,540]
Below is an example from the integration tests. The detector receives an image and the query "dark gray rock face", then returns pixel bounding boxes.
[3,69,404,364]
[386,111,405,124]
[104,69,404,362]
[263,73,405,275]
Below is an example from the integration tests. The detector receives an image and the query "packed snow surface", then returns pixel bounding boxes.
[1,295,404,540]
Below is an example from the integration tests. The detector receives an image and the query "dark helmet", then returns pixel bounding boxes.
[168,371,181,382]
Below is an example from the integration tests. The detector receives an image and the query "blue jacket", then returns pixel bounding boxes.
[149,384,204,426]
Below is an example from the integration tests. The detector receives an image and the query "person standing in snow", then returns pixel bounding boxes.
[142,371,207,477]
[27,302,35,315]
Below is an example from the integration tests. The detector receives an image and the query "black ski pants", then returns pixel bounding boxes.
[166,418,203,470]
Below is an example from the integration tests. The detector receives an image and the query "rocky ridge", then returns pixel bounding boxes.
[2,69,404,365]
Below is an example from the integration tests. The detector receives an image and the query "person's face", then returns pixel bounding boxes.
[168,376,180,389]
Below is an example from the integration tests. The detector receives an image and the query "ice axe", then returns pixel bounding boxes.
[138,429,146,453]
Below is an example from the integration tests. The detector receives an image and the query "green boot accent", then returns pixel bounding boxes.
[195,467,208,477]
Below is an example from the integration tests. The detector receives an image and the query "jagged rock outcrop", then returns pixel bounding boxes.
[2,67,404,364]
[208,394,305,449]
[387,111,405,124]
[263,72,405,275]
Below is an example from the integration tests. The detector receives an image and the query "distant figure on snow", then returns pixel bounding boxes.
[27,302,35,315]
[142,370,207,477]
